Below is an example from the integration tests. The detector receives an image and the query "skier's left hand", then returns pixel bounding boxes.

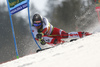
[84,32,92,36]
[82,32,92,36]
[78,32,92,38]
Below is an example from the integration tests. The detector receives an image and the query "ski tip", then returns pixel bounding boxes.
[36,49,45,53]
[36,47,53,53]
[36,49,42,53]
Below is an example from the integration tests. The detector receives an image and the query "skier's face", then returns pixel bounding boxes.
[35,25,41,29]
[33,21,42,29]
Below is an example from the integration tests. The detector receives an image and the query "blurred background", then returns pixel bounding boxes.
[0,0,99,63]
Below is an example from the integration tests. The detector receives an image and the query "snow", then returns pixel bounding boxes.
[31,0,48,16]
[0,0,6,6]
[0,32,100,67]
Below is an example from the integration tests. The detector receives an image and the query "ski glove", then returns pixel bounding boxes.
[82,32,92,37]
[36,33,44,39]
[39,39,46,45]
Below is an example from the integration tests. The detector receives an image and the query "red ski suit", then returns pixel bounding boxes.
[32,17,91,45]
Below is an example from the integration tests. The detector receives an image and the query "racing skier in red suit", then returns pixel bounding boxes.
[31,14,92,45]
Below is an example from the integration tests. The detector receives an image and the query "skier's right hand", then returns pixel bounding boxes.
[39,39,46,45]
[36,33,44,39]
[36,34,42,39]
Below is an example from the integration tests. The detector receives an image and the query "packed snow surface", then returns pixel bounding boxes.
[0,32,100,67]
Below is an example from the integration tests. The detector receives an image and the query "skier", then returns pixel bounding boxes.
[31,14,92,45]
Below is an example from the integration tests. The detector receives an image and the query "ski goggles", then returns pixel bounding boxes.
[33,23,42,27]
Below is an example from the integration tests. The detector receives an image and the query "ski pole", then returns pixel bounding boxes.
[27,1,41,50]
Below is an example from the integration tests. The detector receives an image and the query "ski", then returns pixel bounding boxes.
[36,39,78,53]
[70,39,77,42]
[36,47,54,53]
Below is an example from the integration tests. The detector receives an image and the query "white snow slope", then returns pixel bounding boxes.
[0,32,100,67]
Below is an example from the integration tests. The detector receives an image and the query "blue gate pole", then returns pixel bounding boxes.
[6,0,19,59]
[27,0,41,50]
